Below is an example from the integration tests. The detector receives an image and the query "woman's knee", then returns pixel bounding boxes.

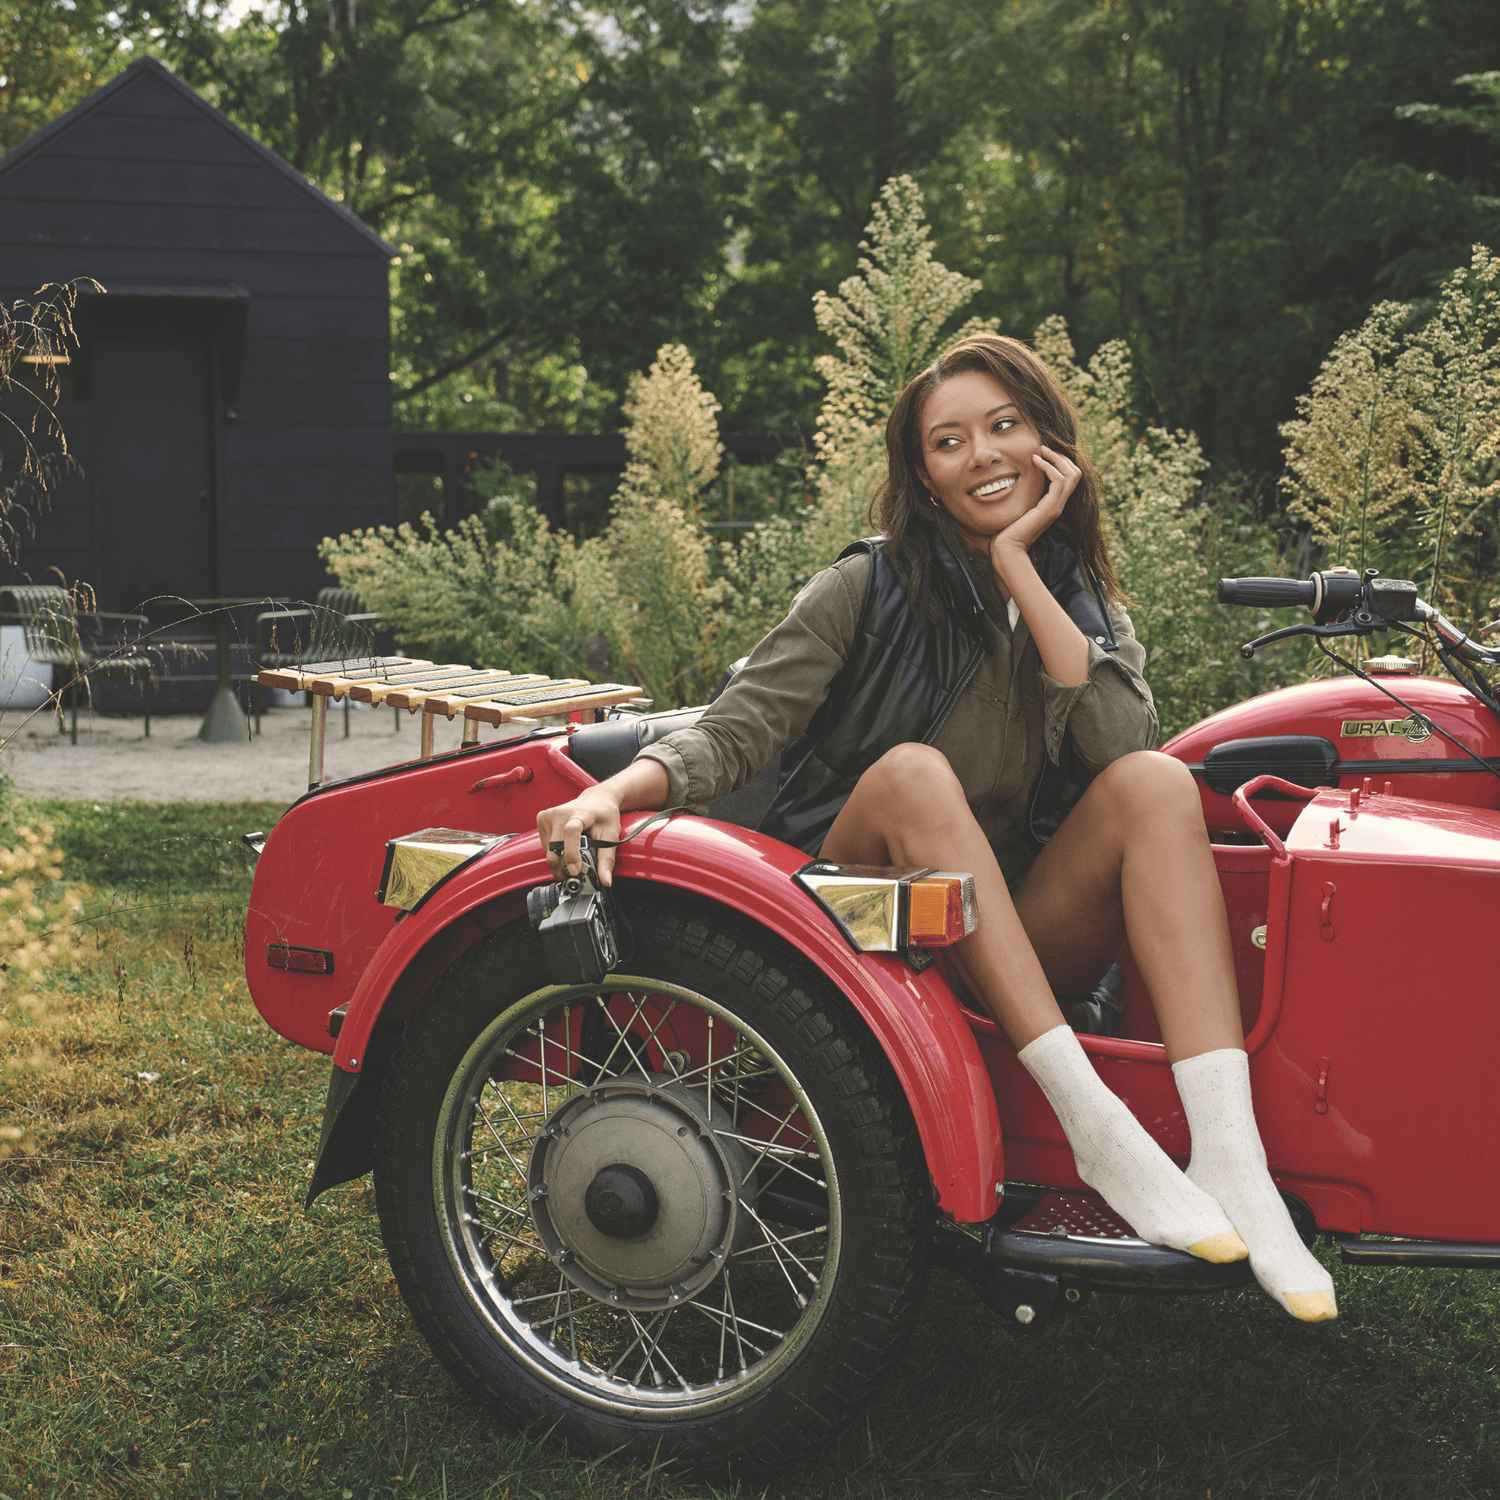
[1094,749,1200,820]
[864,742,966,806]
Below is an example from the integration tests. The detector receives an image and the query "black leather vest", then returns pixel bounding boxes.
[756,530,1119,857]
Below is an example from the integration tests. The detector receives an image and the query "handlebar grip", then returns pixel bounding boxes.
[1217,576,1318,609]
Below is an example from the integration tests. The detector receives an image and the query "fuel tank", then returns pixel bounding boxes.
[1163,664,1500,838]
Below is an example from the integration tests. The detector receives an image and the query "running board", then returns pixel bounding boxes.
[985,1223,1254,1292]
[1337,1236,1500,1269]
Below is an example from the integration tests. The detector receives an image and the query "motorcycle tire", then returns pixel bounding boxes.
[372,891,929,1472]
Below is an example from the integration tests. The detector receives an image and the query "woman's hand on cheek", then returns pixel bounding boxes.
[989,445,1080,570]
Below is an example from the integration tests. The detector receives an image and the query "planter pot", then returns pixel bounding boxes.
[0,625,52,710]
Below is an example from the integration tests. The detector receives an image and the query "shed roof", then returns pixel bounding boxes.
[0,55,396,259]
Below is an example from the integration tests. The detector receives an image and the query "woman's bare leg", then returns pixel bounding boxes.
[1011,750,1243,1060]
[1006,750,1336,1320]
[819,742,1063,1046]
[819,742,1244,1262]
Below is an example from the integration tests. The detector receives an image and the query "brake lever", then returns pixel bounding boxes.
[1238,621,1367,659]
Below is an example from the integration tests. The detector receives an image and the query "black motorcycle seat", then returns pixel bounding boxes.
[568,707,709,783]
[568,702,780,834]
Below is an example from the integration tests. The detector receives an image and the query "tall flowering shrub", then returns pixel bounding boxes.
[0,807,86,1160]
[1281,245,1500,668]
[1032,319,1290,734]
[576,344,728,705]
[323,177,1307,726]
[713,177,981,660]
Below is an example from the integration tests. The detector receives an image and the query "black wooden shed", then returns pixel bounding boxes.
[0,57,396,615]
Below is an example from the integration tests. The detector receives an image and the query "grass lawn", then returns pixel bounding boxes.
[1,794,1498,1499]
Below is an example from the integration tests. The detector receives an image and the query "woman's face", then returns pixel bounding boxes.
[917,370,1048,554]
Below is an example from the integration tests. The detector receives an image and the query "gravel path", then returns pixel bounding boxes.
[0,700,523,803]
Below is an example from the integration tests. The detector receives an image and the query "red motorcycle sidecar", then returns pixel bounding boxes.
[243,568,1500,1470]
[244,719,1500,1469]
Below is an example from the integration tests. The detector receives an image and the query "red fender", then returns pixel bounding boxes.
[333,813,1003,1222]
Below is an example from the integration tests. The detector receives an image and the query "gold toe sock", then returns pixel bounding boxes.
[1186,1230,1249,1264]
[1281,1289,1339,1323]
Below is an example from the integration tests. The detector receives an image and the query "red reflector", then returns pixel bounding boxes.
[267,943,335,975]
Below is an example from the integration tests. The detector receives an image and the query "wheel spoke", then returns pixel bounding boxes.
[722,1269,750,1373]
[466,1213,544,1255]
[730,1226,827,1261]
[672,1043,761,1087]
[500,1046,579,1091]
[605,1307,655,1379]
[739,1201,819,1300]
[468,1188,530,1224]
[732,1101,801,1188]
[472,1104,530,1181]
[684,1296,786,1353]
[486,1083,542,1151]
[593,992,656,1077]
[632,998,682,1079]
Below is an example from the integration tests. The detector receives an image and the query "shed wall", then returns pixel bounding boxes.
[0,61,394,616]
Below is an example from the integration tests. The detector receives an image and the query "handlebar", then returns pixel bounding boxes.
[1217,567,1500,667]
[1216,577,1318,610]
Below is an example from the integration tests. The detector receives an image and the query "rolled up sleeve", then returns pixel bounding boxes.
[634,556,866,810]
[1040,602,1158,769]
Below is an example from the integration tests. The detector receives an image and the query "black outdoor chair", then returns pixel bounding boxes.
[255,587,401,736]
[0,584,153,743]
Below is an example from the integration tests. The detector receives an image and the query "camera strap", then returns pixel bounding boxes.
[547,805,692,854]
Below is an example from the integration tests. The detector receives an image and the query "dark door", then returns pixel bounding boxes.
[89,304,215,614]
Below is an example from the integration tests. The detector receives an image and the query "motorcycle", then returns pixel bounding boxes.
[242,566,1500,1470]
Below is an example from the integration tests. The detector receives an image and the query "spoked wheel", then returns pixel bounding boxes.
[372,896,928,1471]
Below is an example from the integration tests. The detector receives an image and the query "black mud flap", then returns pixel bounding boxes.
[305,1062,377,1208]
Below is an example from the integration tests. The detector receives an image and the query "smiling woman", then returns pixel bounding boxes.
[539,330,1337,1337]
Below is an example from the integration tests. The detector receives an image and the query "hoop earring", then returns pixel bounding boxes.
[924,492,939,509]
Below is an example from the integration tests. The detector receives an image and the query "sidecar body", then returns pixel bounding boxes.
[246,702,1500,1250]
[242,662,1500,1468]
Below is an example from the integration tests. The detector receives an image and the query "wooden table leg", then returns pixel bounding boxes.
[308,694,328,788]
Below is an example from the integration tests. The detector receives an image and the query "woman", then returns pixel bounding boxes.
[537,333,1336,1323]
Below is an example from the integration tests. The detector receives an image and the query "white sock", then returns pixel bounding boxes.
[1018,1024,1246,1263]
[1173,1047,1338,1323]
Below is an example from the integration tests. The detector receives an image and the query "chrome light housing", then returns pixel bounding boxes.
[793,861,978,959]
[378,828,513,912]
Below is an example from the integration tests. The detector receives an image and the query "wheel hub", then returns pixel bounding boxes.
[584,1163,660,1239]
[527,1077,751,1311]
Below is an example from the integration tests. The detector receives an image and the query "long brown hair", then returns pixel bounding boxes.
[874,333,1121,622]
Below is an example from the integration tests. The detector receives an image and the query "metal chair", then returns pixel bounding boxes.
[0,584,153,743]
[255,587,400,736]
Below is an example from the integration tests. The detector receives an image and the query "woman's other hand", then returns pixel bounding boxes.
[990,445,1080,566]
[537,788,623,887]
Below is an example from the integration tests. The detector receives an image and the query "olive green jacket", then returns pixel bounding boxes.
[637,547,1158,890]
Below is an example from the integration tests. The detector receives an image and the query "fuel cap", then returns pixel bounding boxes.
[1365,655,1418,674]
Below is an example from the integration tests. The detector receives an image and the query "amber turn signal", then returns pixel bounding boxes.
[793,863,977,956]
[906,875,975,947]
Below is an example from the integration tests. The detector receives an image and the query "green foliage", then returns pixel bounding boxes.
[470,456,540,542]
[576,344,728,706]
[325,174,1297,730]
[1281,246,1500,665]
[1033,319,1292,736]
[318,506,595,684]
[0,0,121,153]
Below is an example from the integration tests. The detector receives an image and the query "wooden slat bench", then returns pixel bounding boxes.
[256,657,648,787]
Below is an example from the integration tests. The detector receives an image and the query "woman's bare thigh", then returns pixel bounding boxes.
[1012,772,1131,996]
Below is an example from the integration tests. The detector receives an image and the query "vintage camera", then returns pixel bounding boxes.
[527,835,620,985]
